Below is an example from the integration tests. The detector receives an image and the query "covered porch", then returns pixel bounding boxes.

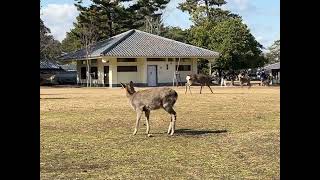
[74,57,214,87]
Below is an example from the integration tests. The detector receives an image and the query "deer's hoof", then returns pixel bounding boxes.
[147,134,152,137]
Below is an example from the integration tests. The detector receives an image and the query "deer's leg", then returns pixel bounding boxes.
[167,120,172,134]
[185,83,188,94]
[164,107,177,135]
[207,84,213,94]
[144,110,150,135]
[133,110,143,135]
[248,81,252,89]
[188,84,192,94]
[200,85,203,94]
[170,111,177,136]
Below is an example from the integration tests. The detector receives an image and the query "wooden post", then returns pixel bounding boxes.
[176,58,181,87]
[172,58,181,87]
[172,58,176,87]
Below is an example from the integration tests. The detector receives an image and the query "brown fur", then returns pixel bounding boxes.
[238,73,251,88]
[185,74,214,94]
[120,81,178,136]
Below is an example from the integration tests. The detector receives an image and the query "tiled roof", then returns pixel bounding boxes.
[60,63,77,71]
[60,29,219,60]
[40,59,62,69]
[264,62,280,70]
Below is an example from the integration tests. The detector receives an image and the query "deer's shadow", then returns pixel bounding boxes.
[174,128,227,136]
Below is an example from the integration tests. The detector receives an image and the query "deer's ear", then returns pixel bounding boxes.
[120,82,126,88]
[129,81,134,87]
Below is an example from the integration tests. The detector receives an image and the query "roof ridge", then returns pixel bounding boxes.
[101,29,135,55]
[134,29,219,55]
[59,30,135,60]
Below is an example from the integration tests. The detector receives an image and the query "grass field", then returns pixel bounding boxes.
[40,86,280,179]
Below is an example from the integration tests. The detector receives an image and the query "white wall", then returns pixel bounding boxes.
[76,57,198,86]
[117,72,138,84]
[145,58,195,84]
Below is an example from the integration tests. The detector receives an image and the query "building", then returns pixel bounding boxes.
[60,29,219,87]
[40,59,64,85]
[54,63,77,85]
[264,62,280,84]
[40,59,77,85]
[40,59,64,74]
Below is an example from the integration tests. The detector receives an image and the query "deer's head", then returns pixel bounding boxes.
[120,81,136,97]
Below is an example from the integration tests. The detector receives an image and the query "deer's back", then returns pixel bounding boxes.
[188,74,212,84]
[130,88,178,111]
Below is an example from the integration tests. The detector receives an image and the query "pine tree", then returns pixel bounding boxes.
[40,18,61,60]
[179,0,227,22]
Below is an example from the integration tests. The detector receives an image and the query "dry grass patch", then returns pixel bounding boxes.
[41,86,280,179]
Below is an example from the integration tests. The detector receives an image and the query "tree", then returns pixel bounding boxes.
[177,0,265,71]
[178,0,247,73]
[74,1,109,41]
[71,0,171,41]
[160,26,189,43]
[188,18,266,71]
[40,18,62,60]
[128,0,170,34]
[61,27,83,53]
[179,0,227,22]
[75,6,100,87]
[265,40,280,64]
[206,18,267,70]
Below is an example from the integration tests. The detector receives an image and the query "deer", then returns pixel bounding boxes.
[185,74,216,94]
[257,70,271,86]
[238,72,251,88]
[120,81,178,136]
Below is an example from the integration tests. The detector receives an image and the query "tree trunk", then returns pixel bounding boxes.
[86,40,90,87]
[108,11,113,37]
[86,59,90,87]
[204,0,210,19]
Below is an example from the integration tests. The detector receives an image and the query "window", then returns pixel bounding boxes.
[176,65,191,71]
[117,66,137,72]
[168,58,174,62]
[182,58,191,62]
[117,58,136,62]
[147,58,165,61]
[81,60,86,65]
[80,67,86,79]
[90,67,98,79]
[91,59,97,64]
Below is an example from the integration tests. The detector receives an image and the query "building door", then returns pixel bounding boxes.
[147,65,157,86]
[104,66,109,86]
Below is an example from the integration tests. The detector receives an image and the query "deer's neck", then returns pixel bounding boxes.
[126,89,136,98]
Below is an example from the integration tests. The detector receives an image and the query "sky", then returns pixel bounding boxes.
[40,0,279,49]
